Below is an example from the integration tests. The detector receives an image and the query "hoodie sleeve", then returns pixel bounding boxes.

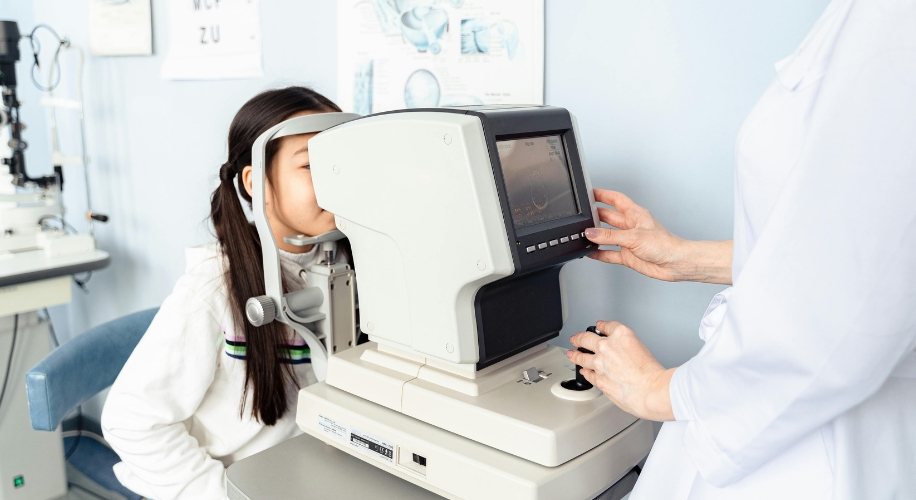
[102,280,229,500]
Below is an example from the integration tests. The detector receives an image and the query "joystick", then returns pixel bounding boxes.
[561,326,606,391]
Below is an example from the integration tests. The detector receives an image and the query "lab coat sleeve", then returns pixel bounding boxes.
[669,47,916,485]
[101,282,229,500]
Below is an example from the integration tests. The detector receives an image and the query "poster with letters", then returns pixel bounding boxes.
[337,0,545,114]
[161,0,263,80]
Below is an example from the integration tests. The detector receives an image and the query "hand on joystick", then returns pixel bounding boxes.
[567,321,676,421]
[561,326,606,391]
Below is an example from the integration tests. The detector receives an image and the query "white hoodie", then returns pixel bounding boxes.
[101,244,322,500]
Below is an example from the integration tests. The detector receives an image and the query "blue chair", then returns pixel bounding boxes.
[26,308,159,500]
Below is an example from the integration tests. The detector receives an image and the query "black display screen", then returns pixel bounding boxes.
[496,135,580,229]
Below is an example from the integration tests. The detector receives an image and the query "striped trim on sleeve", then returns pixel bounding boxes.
[224,332,311,364]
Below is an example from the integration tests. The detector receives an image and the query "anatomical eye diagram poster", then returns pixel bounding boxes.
[337,0,545,114]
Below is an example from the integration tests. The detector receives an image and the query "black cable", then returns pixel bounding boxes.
[0,315,18,413]
[27,24,65,92]
[42,308,60,348]
[38,215,78,235]
[73,271,92,292]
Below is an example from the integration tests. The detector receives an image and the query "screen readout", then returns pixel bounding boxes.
[497,135,579,229]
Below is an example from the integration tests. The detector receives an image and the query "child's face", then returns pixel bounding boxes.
[270,130,337,238]
[242,112,337,252]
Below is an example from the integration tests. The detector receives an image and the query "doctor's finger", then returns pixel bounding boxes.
[587,249,625,265]
[597,207,628,229]
[595,320,625,337]
[565,349,596,369]
[570,331,603,352]
[579,368,597,385]
[583,227,641,248]
[593,189,639,213]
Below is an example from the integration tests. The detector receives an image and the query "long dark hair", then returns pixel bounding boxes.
[210,86,341,425]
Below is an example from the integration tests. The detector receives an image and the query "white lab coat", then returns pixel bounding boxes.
[631,0,916,498]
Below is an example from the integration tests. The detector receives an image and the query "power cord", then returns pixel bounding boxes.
[0,315,19,413]
[73,271,93,292]
[38,215,78,235]
[26,24,66,92]
[41,308,60,348]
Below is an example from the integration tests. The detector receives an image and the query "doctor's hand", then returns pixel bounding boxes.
[585,189,733,285]
[568,321,675,422]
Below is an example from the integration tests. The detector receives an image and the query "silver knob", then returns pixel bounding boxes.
[246,296,276,327]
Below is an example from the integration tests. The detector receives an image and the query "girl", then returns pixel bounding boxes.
[101,87,347,500]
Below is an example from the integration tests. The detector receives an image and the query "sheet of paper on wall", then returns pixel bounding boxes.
[337,0,545,115]
[88,0,153,56]
[161,0,263,80]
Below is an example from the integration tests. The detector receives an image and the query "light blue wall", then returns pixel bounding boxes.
[545,1,832,365]
[4,1,830,370]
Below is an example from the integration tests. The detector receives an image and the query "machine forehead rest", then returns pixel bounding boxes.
[269,113,361,142]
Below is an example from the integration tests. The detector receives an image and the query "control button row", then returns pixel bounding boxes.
[526,232,588,253]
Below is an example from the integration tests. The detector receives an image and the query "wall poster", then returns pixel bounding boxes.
[337,0,545,114]
[89,0,154,56]
[161,0,263,80]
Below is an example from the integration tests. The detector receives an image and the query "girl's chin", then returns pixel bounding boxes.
[320,212,338,230]
[294,213,336,236]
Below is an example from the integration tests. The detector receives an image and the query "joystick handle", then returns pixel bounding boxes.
[561,326,607,392]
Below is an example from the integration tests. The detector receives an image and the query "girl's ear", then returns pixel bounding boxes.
[243,165,274,205]
[241,165,254,197]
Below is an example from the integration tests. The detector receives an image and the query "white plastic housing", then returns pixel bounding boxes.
[309,112,515,364]
[297,382,654,500]
[324,342,639,467]
[0,172,64,238]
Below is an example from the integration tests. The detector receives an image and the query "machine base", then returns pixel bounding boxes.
[298,383,654,500]
[327,342,640,466]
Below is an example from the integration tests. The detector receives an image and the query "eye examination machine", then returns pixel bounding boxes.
[244,106,653,500]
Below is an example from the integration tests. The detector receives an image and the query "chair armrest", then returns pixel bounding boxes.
[26,308,159,431]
